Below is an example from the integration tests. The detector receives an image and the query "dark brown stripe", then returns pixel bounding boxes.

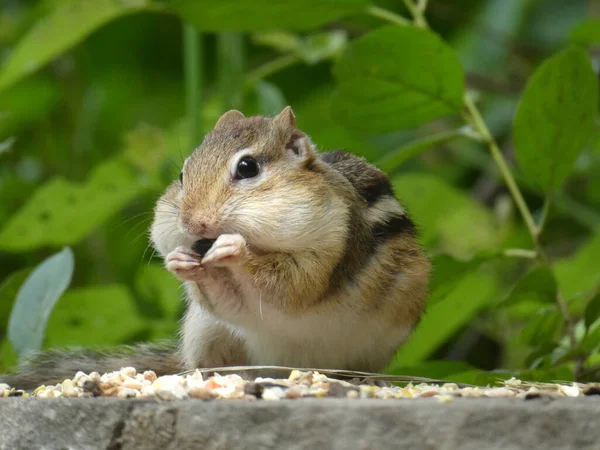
[373,214,416,244]
[358,177,394,205]
[320,150,394,205]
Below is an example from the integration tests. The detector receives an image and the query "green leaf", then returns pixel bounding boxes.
[580,325,600,353]
[45,284,146,348]
[124,123,172,189]
[385,360,475,379]
[332,26,464,133]
[585,293,600,329]
[554,232,600,301]
[0,77,61,139]
[0,340,18,373]
[7,247,74,357]
[393,271,497,365]
[169,0,367,32]
[519,307,564,347]
[513,47,599,190]
[291,85,382,160]
[0,156,143,251]
[393,174,500,257]
[255,81,288,116]
[134,264,183,320]
[428,250,501,305]
[0,268,33,337]
[0,0,155,93]
[503,265,557,306]
[569,19,600,45]
[377,128,471,173]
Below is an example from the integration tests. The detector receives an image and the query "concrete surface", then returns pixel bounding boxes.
[0,397,599,450]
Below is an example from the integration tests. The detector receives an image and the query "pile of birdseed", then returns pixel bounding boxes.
[1,368,599,401]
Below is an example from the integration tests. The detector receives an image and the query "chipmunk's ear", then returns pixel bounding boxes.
[272,106,296,131]
[272,106,315,165]
[214,110,245,129]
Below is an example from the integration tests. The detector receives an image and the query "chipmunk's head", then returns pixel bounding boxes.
[151,107,349,256]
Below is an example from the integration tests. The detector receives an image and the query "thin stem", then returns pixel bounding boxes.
[554,193,600,230]
[365,5,411,26]
[402,0,428,27]
[218,33,245,110]
[502,249,537,259]
[244,54,301,88]
[183,23,202,147]
[463,94,538,245]
[376,127,474,173]
[536,195,552,236]
[377,2,538,245]
[555,291,582,379]
[374,2,582,380]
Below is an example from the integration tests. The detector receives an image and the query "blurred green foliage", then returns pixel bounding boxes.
[1,0,599,384]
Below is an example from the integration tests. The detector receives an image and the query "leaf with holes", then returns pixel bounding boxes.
[45,284,147,348]
[0,156,143,251]
[332,26,464,132]
[134,264,183,320]
[8,247,74,357]
[0,0,155,93]
[0,77,61,139]
[513,47,598,190]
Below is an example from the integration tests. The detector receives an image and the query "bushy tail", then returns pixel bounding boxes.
[0,341,182,390]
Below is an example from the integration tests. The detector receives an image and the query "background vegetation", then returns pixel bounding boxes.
[1,0,600,385]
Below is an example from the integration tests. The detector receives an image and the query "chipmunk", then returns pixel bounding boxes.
[2,107,430,389]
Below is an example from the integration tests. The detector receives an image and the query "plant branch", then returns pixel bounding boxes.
[365,5,411,26]
[402,0,429,27]
[244,54,301,88]
[554,193,600,230]
[370,2,583,381]
[536,195,553,236]
[463,95,539,245]
[218,33,245,110]
[183,23,203,146]
[376,126,477,172]
[502,249,537,259]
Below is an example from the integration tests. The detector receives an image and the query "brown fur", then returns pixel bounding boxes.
[1,107,430,389]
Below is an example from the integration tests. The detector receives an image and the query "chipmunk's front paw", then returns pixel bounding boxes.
[166,246,206,282]
[202,234,248,267]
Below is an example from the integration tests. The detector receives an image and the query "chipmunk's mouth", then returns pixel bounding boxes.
[191,239,217,257]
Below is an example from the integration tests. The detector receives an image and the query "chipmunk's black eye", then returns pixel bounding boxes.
[179,170,183,184]
[236,156,259,180]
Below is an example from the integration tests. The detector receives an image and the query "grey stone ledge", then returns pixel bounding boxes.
[1,397,599,450]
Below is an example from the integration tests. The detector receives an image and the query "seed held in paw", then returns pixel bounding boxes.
[192,239,217,257]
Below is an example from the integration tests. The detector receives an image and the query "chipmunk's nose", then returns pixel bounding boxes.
[180,215,218,239]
